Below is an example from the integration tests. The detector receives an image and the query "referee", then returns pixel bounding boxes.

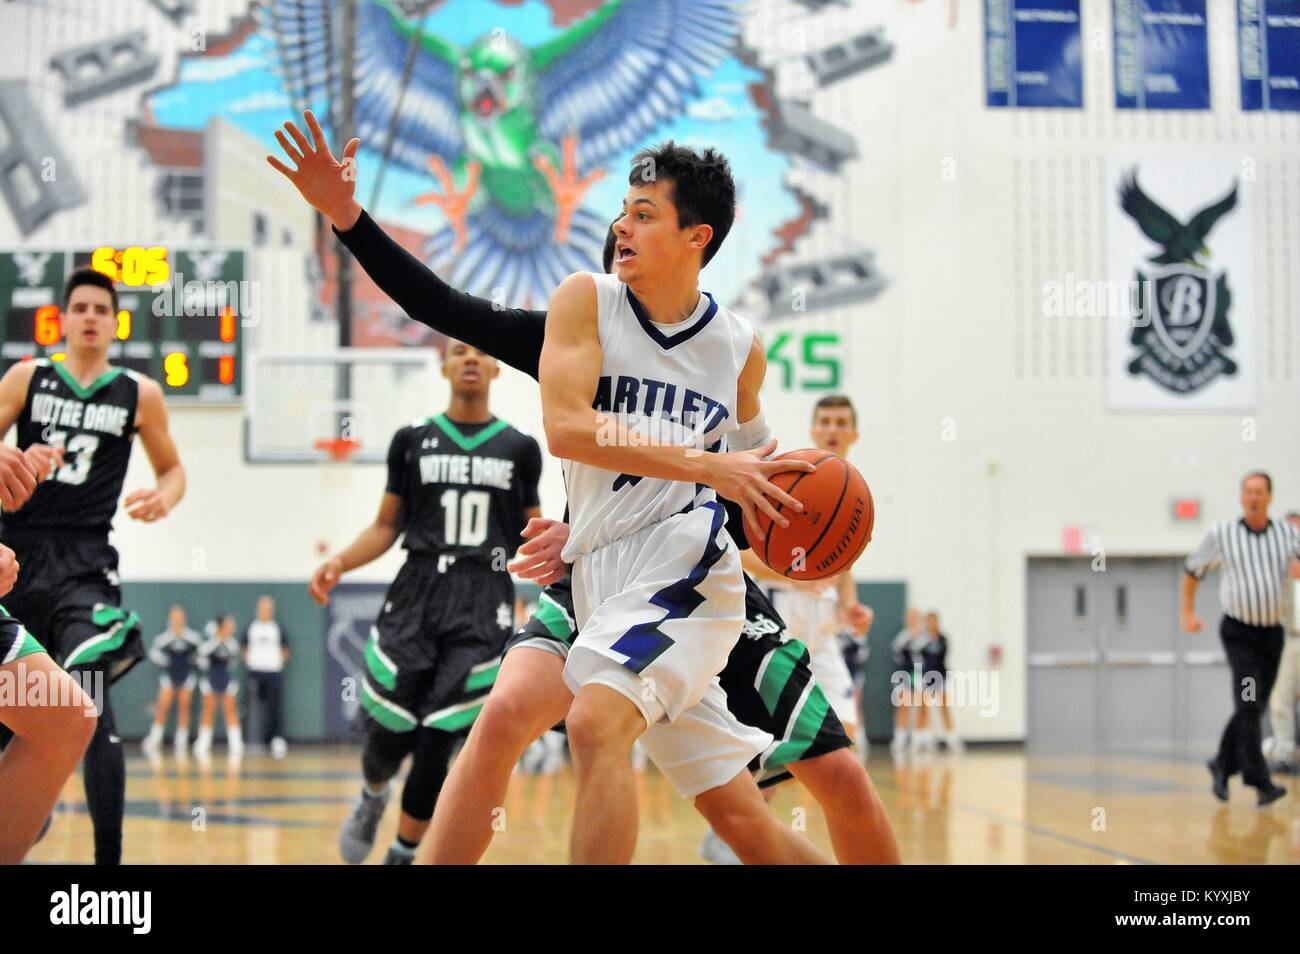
[1183,471,1300,806]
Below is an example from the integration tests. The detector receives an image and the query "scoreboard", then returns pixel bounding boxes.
[0,246,246,403]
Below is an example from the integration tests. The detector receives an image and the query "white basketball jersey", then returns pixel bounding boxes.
[768,584,839,655]
[561,272,754,560]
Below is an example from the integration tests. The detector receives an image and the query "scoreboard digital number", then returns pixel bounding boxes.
[0,247,245,403]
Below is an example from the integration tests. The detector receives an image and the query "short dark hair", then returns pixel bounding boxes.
[63,267,118,314]
[627,141,735,267]
[602,217,618,273]
[1243,471,1272,493]
[812,394,857,428]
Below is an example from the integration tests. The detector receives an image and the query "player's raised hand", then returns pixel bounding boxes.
[702,439,814,543]
[0,544,19,597]
[309,558,344,606]
[267,110,363,231]
[0,445,38,512]
[507,518,571,586]
[23,443,63,482]
[123,488,169,522]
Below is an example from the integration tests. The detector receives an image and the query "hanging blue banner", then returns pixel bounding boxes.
[985,0,1085,108]
[1240,0,1300,111]
[1114,0,1211,109]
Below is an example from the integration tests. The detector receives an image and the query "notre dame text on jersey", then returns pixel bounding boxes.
[2,359,139,535]
[386,414,542,564]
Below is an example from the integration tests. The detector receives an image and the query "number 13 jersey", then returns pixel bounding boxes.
[3,358,139,535]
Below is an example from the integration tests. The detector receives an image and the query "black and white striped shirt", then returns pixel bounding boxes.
[1185,519,1300,627]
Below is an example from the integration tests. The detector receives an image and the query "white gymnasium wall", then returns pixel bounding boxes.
[3,1,1298,740]
[743,0,1300,739]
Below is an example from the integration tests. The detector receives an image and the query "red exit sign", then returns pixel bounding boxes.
[1172,498,1200,521]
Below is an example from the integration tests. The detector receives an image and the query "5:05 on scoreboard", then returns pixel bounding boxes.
[0,246,247,403]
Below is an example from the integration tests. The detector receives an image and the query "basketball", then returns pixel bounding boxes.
[754,449,874,581]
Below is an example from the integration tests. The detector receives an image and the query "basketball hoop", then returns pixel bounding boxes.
[314,437,362,462]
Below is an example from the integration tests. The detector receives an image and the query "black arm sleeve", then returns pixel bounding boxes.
[333,211,546,379]
[518,436,543,510]
[334,211,754,549]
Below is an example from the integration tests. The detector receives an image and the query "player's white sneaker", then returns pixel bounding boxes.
[270,737,288,759]
[699,829,742,865]
[890,731,909,756]
[339,784,390,864]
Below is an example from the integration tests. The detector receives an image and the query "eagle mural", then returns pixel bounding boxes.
[261,0,745,304]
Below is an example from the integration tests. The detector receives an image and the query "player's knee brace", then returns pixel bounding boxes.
[399,728,458,822]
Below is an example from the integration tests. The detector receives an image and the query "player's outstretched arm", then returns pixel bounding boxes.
[267,111,546,376]
[125,378,185,522]
[308,492,405,606]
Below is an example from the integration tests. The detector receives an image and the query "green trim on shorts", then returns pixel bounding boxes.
[421,696,485,732]
[764,682,832,769]
[756,639,806,715]
[63,606,140,669]
[463,657,500,694]
[3,627,45,665]
[365,626,398,691]
[361,679,418,733]
[535,592,575,644]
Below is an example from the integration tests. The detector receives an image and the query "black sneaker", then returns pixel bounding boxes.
[1257,783,1286,808]
[1207,759,1228,801]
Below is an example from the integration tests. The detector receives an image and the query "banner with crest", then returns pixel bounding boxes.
[1106,156,1256,411]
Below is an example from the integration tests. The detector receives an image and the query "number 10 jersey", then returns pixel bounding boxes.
[385,414,542,565]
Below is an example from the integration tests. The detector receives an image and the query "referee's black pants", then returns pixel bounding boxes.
[1214,616,1284,788]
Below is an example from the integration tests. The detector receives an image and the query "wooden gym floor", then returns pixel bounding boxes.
[23,745,1300,864]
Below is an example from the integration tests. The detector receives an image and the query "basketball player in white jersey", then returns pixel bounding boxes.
[741,395,873,740]
[540,142,821,863]
[267,115,859,865]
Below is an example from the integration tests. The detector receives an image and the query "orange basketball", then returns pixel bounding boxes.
[753,449,874,582]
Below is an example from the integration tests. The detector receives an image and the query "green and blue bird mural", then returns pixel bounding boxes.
[261,0,746,304]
